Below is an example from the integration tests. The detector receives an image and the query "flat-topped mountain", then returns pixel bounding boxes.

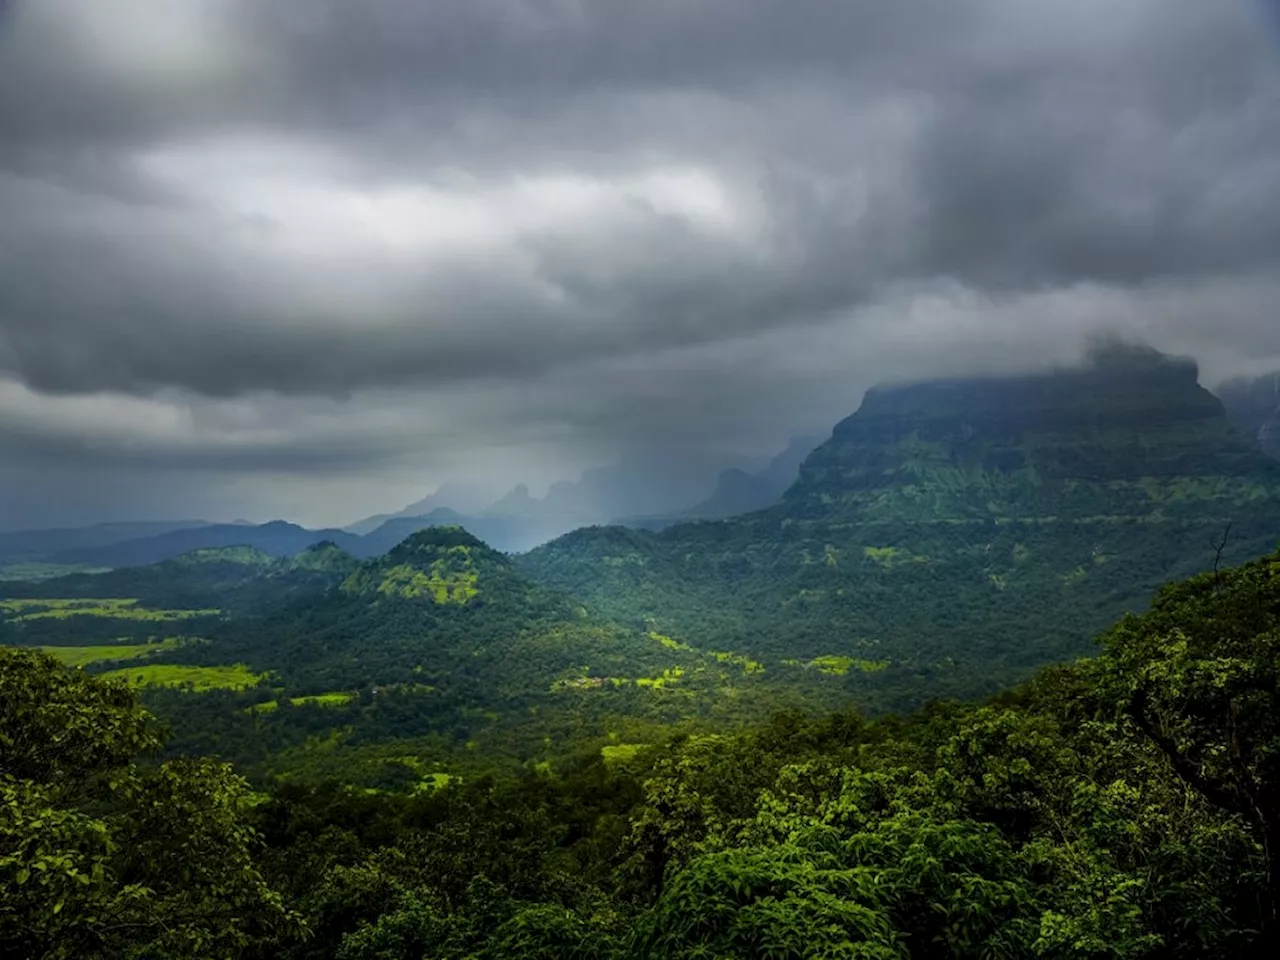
[789,344,1276,521]
[519,345,1280,708]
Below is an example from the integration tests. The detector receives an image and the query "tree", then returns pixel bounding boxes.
[1098,552,1280,947]
[0,647,302,959]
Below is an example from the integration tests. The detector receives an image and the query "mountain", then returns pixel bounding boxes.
[1219,371,1280,460]
[343,482,497,536]
[0,520,212,562]
[482,452,768,522]
[135,526,806,780]
[649,435,824,524]
[519,343,1280,709]
[347,452,788,555]
[47,520,363,568]
[483,483,547,517]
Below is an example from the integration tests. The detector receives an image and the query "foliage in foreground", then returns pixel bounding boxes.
[7,549,1280,958]
[0,647,301,959]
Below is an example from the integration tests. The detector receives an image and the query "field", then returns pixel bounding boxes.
[248,692,355,712]
[38,638,182,667]
[0,598,219,622]
[97,663,263,691]
[0,563,109,581]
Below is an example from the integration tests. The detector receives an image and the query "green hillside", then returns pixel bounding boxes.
[519,346,1280,708]
[8,549,1280,958]
[117,527,821,784]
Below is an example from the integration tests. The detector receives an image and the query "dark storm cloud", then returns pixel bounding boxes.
[1,0,1280,525]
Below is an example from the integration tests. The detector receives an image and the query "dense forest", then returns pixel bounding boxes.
[5,550,1280,958]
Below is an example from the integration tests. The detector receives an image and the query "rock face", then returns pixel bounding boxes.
[1219,372,1280,461]
[789,345,1276,521]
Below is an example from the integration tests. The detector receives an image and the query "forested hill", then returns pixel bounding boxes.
[789,344,1276,521]
[0,542,358,614]
[107,526,821,782]
[519,345,1280,708]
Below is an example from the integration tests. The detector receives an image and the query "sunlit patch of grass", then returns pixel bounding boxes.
[635,667,685,689]
[99,663,262,691]
[649,631,692,651]
[0,563,110,581]
[601,743,648,765]
[413,773,456,793]
[709,651,765,674]
[36,638,181,668]
[0,598,219,622]
[247,692,355,713]
[295,692,355,707]
[784,655,891,676]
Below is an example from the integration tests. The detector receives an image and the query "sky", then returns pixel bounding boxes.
[1,0,1279,530]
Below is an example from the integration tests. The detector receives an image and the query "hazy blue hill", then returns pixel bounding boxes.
[49,519,363,568]
[519,345,1280,708]
[0,519,212,562]
[661,435,824,522]
[343,481,494,536]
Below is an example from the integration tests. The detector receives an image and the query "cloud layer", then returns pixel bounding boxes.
[1,0,1279,527]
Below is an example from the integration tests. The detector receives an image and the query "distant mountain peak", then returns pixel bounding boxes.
[483,484,539,517]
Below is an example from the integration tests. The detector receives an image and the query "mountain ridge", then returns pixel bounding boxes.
[518,345,1280,708]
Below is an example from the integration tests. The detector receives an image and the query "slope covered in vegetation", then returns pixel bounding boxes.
[106,527,826,784]
[520,346,1280,708]
[7,550,1280,958]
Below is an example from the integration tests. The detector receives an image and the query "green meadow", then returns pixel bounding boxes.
[0,598,219,622]
[37,638,182,668]
[248,692,355,713]
[98,663,263,691]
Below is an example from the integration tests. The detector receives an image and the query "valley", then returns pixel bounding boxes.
[8,346,1280,957]
[7,346,1280,779]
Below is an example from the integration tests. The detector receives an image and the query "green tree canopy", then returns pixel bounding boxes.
[0,647,302,959]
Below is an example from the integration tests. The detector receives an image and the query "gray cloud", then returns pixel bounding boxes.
[1,0,1279,527]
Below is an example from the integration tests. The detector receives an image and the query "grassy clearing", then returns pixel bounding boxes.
[649,631,692,651]
[37,638,181,668]
[99,663,262,691]
[601,743,648,765]
[0,598,219,622]
[862,546,930,568]
[0,563,110,581]
[413,773,456,792]
[635,667,686,689]
[709,651,765,674]
[247,692,355,713]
